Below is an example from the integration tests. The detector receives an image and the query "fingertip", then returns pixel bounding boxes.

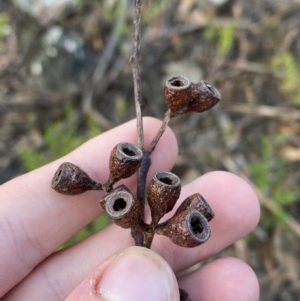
[179,257,259,301]
[209,257,260,301]
[199,171,260,234]
[66,246,179,301]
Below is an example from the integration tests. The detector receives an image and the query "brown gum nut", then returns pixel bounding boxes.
[109,142,143,184]
[176,193,214,222]
[147,171,181,223]
[156,209,211,248]
[100,185,144,230]
[190,81,221,114]
[164,76,193,117]
[51,162,102,195]
[164,76,221,117]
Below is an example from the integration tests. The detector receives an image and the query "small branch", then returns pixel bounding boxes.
[136,151,151,210]
[130,0,144,151]
[147,109,171,154]
[130,0,146,246]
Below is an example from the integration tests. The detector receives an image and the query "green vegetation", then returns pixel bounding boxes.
[204,21,236,56]
[271,51,300,104]
[248,136,299,231]
[0,13,9,46]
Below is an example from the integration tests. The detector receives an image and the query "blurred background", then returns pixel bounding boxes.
[1,0,300,299]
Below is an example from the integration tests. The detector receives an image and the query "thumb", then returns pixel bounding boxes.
[66,246,180,301]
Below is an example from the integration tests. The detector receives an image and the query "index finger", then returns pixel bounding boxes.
[0,117,178,297]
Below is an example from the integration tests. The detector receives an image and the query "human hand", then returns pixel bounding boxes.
[0,117,260,300]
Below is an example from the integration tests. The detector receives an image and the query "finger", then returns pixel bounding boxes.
[153,171,261,272]
[4,171,259,300]
[178,257,259,301]
[0,117,178,297]
[64,246,179,301]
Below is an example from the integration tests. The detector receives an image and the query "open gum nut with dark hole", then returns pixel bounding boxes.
[155,209,211,248]
[99,185,145,230]
[108,142,143,185]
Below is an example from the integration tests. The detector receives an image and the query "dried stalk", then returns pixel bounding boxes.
[130,0,144,151]
[148,109,172,154]
[130,0,146,246]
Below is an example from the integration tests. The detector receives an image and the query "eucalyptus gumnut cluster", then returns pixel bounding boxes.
[51,76,221,249]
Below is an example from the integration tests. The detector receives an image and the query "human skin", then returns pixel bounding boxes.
[0,117,260,301]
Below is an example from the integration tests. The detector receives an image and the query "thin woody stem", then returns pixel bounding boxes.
[134,110,172,239]
[130,0,144,151]
[147,109,172,154]
[130,0,146,246]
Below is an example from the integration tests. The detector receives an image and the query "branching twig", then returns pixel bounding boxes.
[148,109,172,154]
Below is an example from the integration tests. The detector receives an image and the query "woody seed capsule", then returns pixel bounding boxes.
[164,76,221,117]
[51,162,102,195]
[100,185,146,231]
[147,171,181,225]
[176,193,214,222]
[155,209,211,248]
[108,142,143,186]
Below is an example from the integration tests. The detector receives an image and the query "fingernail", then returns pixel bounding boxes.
[96,247,178,301]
